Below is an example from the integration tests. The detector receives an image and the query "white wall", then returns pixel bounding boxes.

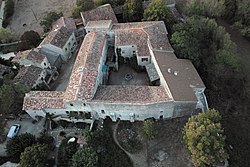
[33,69,47,88]
[42,44,64,61]
[62,33,77,60]
[137,56,151,66]
[117,45,136,58]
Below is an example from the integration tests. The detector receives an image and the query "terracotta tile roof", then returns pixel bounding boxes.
[22,91,65,110]
[14,65,44,88]
[81,4,118,26]
[64,32,107,102]
[153,51,205,101]
[93,85,172,104]
[52,17,77,31]
[115,29,150,57]
[40,26,72,48]
[112,21,173,55]
[12,49,46,64]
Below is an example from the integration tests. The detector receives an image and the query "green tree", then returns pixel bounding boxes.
[19,144,49,167]
[0,84,15,114]
[40,11,62,32]
[186,0,225,17]
[171,16,239,70]
[143,0,176,29]
[142,119,155,140]
[6,133,36,162]
[72,0,94,18]
[18,31,41,51]
[183,109,228,167]
[123,0,143,22]
[57,137,78,167]
[37,132,54,150]
[0,28,14,43]
[3,0,14,27]
[71,147,98,167]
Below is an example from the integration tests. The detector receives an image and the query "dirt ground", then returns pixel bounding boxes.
[8,0,76,38]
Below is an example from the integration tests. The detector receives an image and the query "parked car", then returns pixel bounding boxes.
[7,124,21,138]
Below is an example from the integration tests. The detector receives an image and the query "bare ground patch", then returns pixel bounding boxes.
[8,0,76,38]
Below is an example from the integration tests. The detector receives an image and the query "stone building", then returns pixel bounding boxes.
[22,5,208,124]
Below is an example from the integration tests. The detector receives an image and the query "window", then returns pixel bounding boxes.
[122,51,125,54]
[83,103,86,106]
[66,111,69,114]
[141,58,148,62]
[65,48,68,51]
[68,42,71,46]
[70,103,73,106]
[44,62,47,66]
[133,50,136,53]
[101,110,105,114]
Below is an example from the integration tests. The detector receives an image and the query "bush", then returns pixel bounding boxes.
[71,147,98,167]
[2,0,14,27]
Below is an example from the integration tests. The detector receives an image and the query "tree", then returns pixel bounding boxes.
[171,16,239,70]
[71,147,98,167]
[37,132,54,150]
[72,0,95,18]
[18,31,41,51]
[186,0,225,17]
[57,137,78,167]
[143,0,176,30]
[19,144,49,167]
[142,119,155,140]
[0,28,14,43]
[6,133,36,162]
[183,109,228,167]
[123,0,143,22]
[3,0,14,27]
[40,11,62,32]
[0,84,15,114]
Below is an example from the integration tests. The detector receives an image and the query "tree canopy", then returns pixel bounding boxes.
[186,0,225,17]
[72,0,95,18]
[0,28,14,43]
[143,0,176,30]
[19,144,49,167]
[123,0,143,22]
[183,109,228,167]
[18,31,41,51]
[6,133,36,162]
[71,147,98,167]
[142,119,155,140]
[40,11,62,32]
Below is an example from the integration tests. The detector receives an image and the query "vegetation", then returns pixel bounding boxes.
[0,28,14,43]
[57,137,78,167]
[95,0,125,7]
[71,147,98,167]
[123,0,143,22]
[18,31,41,51]
[183,109,228,167]
[186,0,225,17]
[6,133,37,162]
[142,119,155,140]
[86,127,132,167]
[72,0,95,18]
[2,0,14,27]
[40,11,62,32]
[143,0,176,30]
[19,144,49,167]
[37,132,54,150]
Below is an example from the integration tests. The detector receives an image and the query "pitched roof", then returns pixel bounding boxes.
[93,85,172,104]
[85,20,112,30]
[52,17,76,31]
[64,32,107,102]
[14,65,44,88]
[12,49,46,64]
[153,51,205,101]
[40,26,72,48]
[81,4,118,26]
[22,91,65,110]
[115,29,150,57]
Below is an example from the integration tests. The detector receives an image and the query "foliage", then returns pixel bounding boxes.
[0,28,14,43]
[183,109,228,167]
[18,31,41,51]
[3,0,14,27]
[171,16,239,70]
[186,0,225,17]
[72,0,94,18]
[86,127,132,167]
[6,133,36,162]
[0,84,15,114]
[40,11,62,32]
[19,144,49,167]
[143,0,176,30]
[123,0,143,22]
[71,147,98,167]
[95,0,125,7]
[142,119,155,140]
[37,132,54,150]
[223,0,237,22]
[57,137,78,167]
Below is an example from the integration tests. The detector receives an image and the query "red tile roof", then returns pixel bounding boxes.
[81,4,118,26]
[13,49,46,64]
[52,17,76,31]
[22,91,65,110]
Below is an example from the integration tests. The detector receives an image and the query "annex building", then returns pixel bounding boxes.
[22,4,208,124]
